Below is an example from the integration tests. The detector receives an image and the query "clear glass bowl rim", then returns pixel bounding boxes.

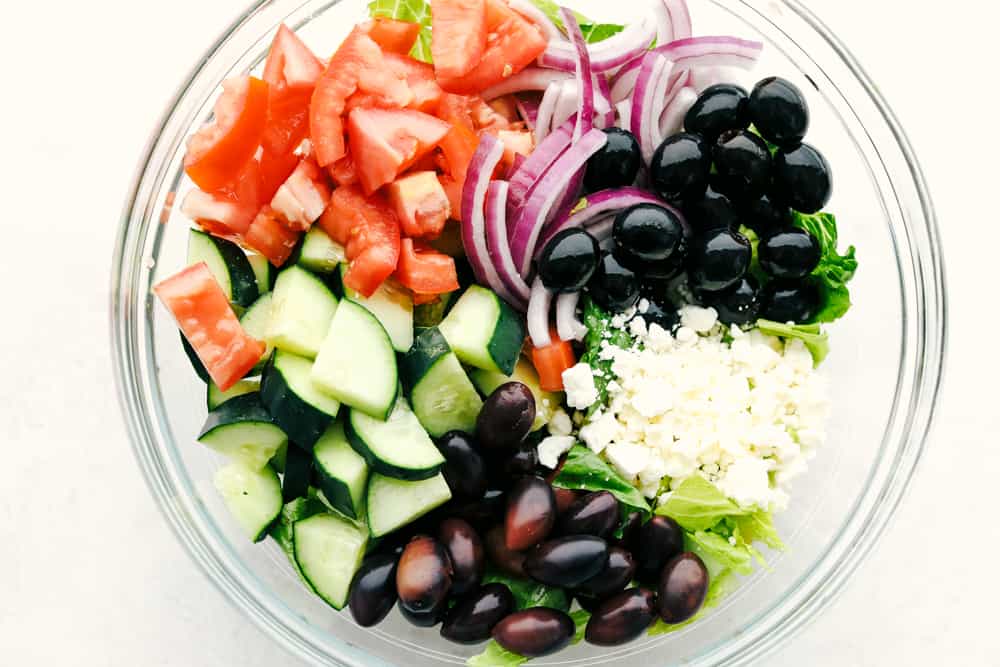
[110,1,948,665]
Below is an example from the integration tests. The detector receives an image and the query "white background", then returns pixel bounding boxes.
[0,0,995,665]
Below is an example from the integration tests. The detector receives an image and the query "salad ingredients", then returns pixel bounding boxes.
[712,129,772,201]
[687,227,752,293]
[538,228,600,293]
[555,490,619,538]
[529,337,577,391]
[649,132,712,202]
[505,476,557,550]
[430,0,489,80]
[656,552,709,623]
[612,204,685,267]
[574,546,636,599]
[476,381,537,449]
[348,552,399,627]
[588,252,640,312]
[747,76,809,148]
[491,608,576,657]
[441,582,517,643]
[584,588,657,646]
[584,128,641,191]
[634,515,685,583]
[758,228,822,280]
[760,279,821,324]
[773,142,832,214]
[522,535,608,587]
[683,83,749,142]
[436,431,490,500]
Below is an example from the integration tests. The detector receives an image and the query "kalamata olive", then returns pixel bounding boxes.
[492,608,576,657]
[524,535,609,588]
[657,552,709,623]
[396,536,453,615]
[615,512,643,553]
[441,583,516,644]
[504,446,540,477]
[575,546,637,599]
[438,519,485,596]
[348,553,398,627]
[553,487,581,515]
[398,599,447,627]
[451,487,506,528]
[436,431,488,501]
[635,516,685,584]
[555,491,620,538]
[585,588,658,646]
[477,382,536,450]
[485,526,527,577]
[505,476,557,551]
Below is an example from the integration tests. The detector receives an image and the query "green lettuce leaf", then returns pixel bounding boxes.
[552,445,650,517]
[735,509,785,551]
[655,476,752,531]
[685,529,754,576]
[790,211,858,324]
[368,0,433,62]
[756,319,830,366]
[468,610,591,667]
[579,297,634,415]
[482,570,570,612]
[579,23,625,43]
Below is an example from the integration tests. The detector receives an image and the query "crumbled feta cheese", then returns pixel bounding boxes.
[680,305,718,333]
[605,441,650,479]
[548,409,573,436]
[579,410,618,454]
[637,298,651,314]
[629,316,648,338]
[562,363,599,409]
[536,435,576,469]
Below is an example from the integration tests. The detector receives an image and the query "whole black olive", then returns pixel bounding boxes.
[477,383,536,450]
[685,84,750,141]
[485,525,528,577]
[524,535,609,588]
[585,588,658,646]
[441,583,516,644]
[575,546,637,599]
[657,552,709,624]
[438,518,485,596]
[504,446,540,478]
[398,598,447,627]
[713,129,773,201]
[759,279,820,323]
[504,477,557,551]
[436,431,488,500]
[759,228,821,279]
[748,76,810,148]
[538,228,601,293]
[615,512,643,554]
[684,183,740,232]
[650,133,713,202]
[555,491,620,539]
[492,608,576,657]
[348,553,398,627]
[635,515,685,584]
[585,128,642,190]
[687,228,752,293]
[612,204,685,266]
[396,536,453,615]
[588,252,640,313]
[699,276,760,325]
[773,143,832,214]
[742,192,792,234]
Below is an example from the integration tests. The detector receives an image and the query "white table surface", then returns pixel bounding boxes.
[1,0,994,664]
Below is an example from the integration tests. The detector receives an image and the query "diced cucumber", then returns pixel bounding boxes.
[187,229,259,308]
[270,496,328,584]
[312,300,398,420]
[413,291,456,329]
[347,399,444,481]
[270,442,288,474]
[213,461,282,542]
[470,357,560,431]
[293,513,368,610]
[282,443,312,503]
[197,393,288,470]
[207,379,260,410]
[268,266,339,359]
[261,350,341,449]
[240,293,274,373]
[366,473,452,538]
[247,252,274,294]
[297,226,345,274]
[439,285,525,375]
[341,266,414,353]
[402,328,483,437]
[181,333,210,384]
[313,421,369,520]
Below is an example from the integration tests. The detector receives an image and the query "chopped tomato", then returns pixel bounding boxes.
[347,107,450,195]
[182,159,262,235]
[262,86,312,158]
[245,206,301,266]
[154,263,265,391]
[263,24,324,91]
[531,337,577,392]
[320,185,402,296]
[497,128,534,173]
[431,0,488,80]
[327,151,359,187]
[270,157,332,231]
[345,54,443,115]
[395,238,460,295]
[367,18,421,55]
[439,175,465,223]
[311,28,412,167]
[488,95,520,123]
[387,171,451,238]
[436,94,481,191]
[185,76,270,191]
[412,292,441,306]
[470,95,511,131]
[437,0,547,95]
[260,148,301,203]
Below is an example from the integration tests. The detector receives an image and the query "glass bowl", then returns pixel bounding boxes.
[110,0,946,664]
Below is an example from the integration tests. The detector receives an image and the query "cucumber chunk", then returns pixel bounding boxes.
[438,285,525,375]
[197,393,288,470]
[347,398,444,481]
[207,379,260,410]
[261,349,341,449]
[297,226,345,274]
[187,229,259,308]
[341,266,414,353]
[313,421,369,520]
[366,473,452,538]
[268,265,339,359]
[213,461,282,542]
[402,328,483,437]
[293,513,368,610]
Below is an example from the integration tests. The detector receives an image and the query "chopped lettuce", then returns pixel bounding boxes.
[482,570,570,612]
[368,0,433,62]
[791,211,858,324]
[756,319,830,366]
[528,0,624,43]
[552,445,650,519]
[468,610,591,667]
[579,297,633,415]
[655,475,752,531]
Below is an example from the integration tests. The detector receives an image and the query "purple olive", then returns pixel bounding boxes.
[492,608,576,657]
[574,594,603,613]
[436,431,488,500]
[553,487,581,515]
[452,487,506,528]
[658,552,709,623]
[504,446,540,477]
[575,546,637,599]
[585,588,658,646]
[348,553,398,627]
[556,491,620,538]
[477,382,536,450]
[615,511,643,553]
[438,518,485,596]
[485,526,527,577]
[441,583,516,644]
[524,536,609,588]
[505,476,557,551]
[398,598,447,627]
[636,515,684,584]
[396,536,453,615]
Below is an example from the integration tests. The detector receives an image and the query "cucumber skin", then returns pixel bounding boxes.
[260,352,334,450]
[281,444,312,503]
[197,393,276,439]
[195,231,260,308]
[488,296,527,376]
[345,411,444,482]
[400,328,451,395]
[181,333,211,384]
[314,468,362,520]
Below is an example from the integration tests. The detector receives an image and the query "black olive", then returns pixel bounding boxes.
[398,598,447,627]
[683,183,740,232]
[585,588,658,646]
[684,84,750,141]
[476,383,536,450]
[552,487,581,515]
[555,491,620,538]
[657,552,709,624]
[438,519,485,596]
[538,229,601,293]
[650,133,712,202]
[639,298,681,332]
[713,129,773,201]
[612,204,684,266]
[504,476,557,551]
[742,192,792,233]
[759,279,820,323]
[585,128,642,190]
[492,608,576,657]
[436,431,488,501]
[759,228,821,279]
[633,236,689,283]
[687,228,752,293]
[503,445,540,478]
[588,252,640,313]
[441,583,516,644]
[451,487,506,528]
[748,76,810,148]
[773,143,832,214]
[485,526,528,577]
[575,546,637,599]
[523,535,609,588]
[396,536,452,615]
[635,516,685,584]
[699,276,760,326]
[348,553,398,627]
[615,512,643,554]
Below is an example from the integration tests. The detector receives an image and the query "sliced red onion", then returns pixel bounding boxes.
[527,277,554,348]
[660,86,698,138]
[538,18,656,73]
[510,129,608,275]
[485,180,531,305]
[508,153,528,178]
[508,118,575,224]
[647,68,692,150]
[653,0,693,45]
[462,134,524,308]
[535,81,563,143]
[556,291,587,341]
[537,186,670,251]
[561,7,595,141]
[613,35,764,92]
[595,75,615,128]
[515,95,540,130]
[509,0,566,42]
[548,170,585,231]
[631,52,674,165]
[615,99,632,130]
[552,80,579,133]
[482,68,571,101]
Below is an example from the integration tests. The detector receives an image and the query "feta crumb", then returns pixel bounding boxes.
[605,441,650,479]
[629,316,648,338]
[637,298,651,314]
[536,435,576,469]
[680,305,718,333]
[562,363,599,409]
[548,409,573,436]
